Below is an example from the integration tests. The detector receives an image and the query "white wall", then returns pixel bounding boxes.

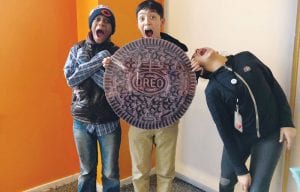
[164,0,299,191]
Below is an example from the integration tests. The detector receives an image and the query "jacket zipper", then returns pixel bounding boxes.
[225,66,261,138]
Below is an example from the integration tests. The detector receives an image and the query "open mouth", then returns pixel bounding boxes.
[145,29,153,37]
[197,48,207,56]
[96,29,105,38]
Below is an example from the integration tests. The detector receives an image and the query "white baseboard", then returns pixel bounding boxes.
[23,173,79,192]
[175,172,217,192]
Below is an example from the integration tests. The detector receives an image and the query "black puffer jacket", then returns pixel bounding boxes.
[205,51,294,175]
[71,78,118,123]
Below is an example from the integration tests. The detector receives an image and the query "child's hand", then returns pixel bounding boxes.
[237,173,251,192]
[191,55,202,72]
[102,57,112,68]
[280,127,296,150]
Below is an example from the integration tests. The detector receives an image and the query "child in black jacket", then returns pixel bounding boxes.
[191,47,296,192]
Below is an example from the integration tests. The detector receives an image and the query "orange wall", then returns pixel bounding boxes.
[0,0,78,191]
[76,0,98,40]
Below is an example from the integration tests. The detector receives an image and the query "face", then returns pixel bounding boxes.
[91,15,112,44]
[192,47,218,67]
[137,9,165,38]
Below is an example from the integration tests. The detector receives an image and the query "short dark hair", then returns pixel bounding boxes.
[136,0,164,18]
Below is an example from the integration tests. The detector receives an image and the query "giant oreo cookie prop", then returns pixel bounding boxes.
[104,38,196,129]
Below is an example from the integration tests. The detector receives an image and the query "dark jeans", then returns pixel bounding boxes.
[73,120,121,192]
[219,132,283,192]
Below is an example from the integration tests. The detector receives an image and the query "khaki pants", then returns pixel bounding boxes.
[128,122,179,192]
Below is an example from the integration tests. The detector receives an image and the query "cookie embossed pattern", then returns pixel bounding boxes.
[104,38,196,129]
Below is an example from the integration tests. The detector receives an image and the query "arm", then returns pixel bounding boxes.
[90,56,114,89]
[91,69,105,89]
[248,52,294,128]
[205,86,249,175]
[77,45,109,89]
[64,46,110,88]
[248,52,296,149]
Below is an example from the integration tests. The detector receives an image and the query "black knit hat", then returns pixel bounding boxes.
[88,5,115,34]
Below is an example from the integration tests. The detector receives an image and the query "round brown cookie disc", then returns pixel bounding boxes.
[104,38,196,129]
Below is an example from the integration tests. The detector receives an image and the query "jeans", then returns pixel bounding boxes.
[219,131,283,192]
[73,120,121,192]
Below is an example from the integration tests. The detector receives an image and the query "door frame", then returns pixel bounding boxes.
[282,0,300,191]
